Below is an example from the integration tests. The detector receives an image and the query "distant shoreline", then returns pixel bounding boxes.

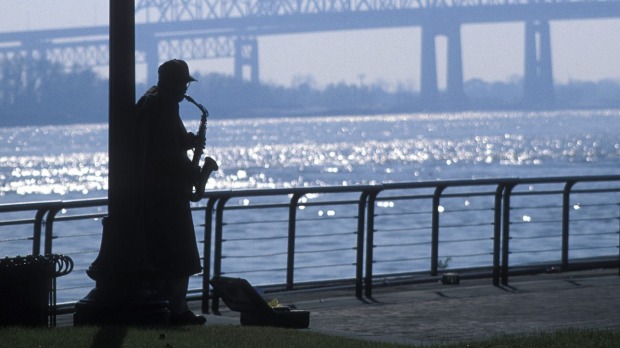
[1,105,619,129]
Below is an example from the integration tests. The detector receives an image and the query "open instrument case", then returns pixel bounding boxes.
[210,276,310,329]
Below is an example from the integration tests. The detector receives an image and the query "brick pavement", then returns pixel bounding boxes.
[206,269,620,346]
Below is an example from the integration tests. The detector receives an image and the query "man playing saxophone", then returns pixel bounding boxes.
[135,59,217,325]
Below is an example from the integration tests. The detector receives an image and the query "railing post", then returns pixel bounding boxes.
[431,186,445,276]
[201,197,219,314]
[44,206,62,255]
[493,184,504,286]
[287,193,302,290]
[356,191,370,299]
[562,181,576,270]
[32,208,48,256]
[501,183,515,286]
[364,191,379,298]
[211,196,229,314]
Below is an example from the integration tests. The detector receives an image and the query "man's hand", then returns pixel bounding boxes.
[186,132,205,150]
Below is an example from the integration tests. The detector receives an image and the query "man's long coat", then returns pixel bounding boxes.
[134,86,202,278]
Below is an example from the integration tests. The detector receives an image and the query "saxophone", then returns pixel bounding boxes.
[185,95,218,202]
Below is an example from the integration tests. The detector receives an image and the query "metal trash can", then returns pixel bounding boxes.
[0,254,73,326]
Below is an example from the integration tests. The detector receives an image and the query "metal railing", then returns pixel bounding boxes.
[0,175,618,314]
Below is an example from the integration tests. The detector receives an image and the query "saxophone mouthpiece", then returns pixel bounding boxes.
[185,94,209,118]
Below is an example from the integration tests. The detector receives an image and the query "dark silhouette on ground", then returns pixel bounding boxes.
[91,326,127,348]
[0,56,618,127]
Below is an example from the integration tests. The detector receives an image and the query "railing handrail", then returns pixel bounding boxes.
[0,175,618,313]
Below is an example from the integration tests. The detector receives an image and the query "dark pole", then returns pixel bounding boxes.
[86,0,148,281]
[74,0,169,325]
[109,0,135,218]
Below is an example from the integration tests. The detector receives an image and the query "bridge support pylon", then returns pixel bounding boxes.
[523,20,555,108]
[235,36,259,83]
[140,39,159,87]
[420,21,466,110]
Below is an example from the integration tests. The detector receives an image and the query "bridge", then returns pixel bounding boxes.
[1,0,620,108]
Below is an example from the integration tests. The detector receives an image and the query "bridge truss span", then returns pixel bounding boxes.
[157,36,235,61]
[135,0,620,22]
[1,0,620,108]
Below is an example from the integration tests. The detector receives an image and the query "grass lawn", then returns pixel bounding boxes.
[0,325,619,348]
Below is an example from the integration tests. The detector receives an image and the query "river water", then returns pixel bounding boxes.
[1,109,619,302]
[2,109,619,199]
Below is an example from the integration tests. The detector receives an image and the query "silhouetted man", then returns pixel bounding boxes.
[135,59,214,325]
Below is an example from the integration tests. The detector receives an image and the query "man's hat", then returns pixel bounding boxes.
[158,59,197,82]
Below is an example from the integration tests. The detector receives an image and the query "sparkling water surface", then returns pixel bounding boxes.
[1,109,619,302]
[1,109,618,199]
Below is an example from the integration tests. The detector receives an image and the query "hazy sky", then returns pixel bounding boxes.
[2,1,620,90]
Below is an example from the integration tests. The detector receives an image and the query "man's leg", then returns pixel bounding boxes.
[165,276,206,325]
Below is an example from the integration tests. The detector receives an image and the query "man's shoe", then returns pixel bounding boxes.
[170,311,207,326]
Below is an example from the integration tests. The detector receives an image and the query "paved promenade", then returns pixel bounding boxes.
[205,269,620,346]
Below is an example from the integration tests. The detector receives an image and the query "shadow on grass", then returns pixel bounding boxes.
[91,326,128,348]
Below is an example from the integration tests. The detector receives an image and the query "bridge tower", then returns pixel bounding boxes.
[137,36,159,87]
[420,21,466,110]
[523,20,555,108]
[235,36,259,83]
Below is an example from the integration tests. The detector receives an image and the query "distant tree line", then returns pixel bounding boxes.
[464,78,620,110]
[1,57,619,127]
[0,56,107,126]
